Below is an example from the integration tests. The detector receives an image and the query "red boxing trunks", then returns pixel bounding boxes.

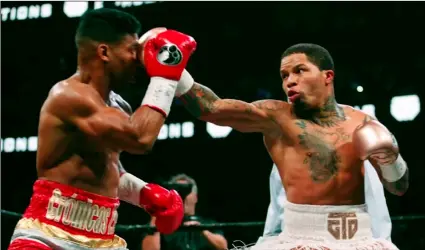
[8,180,127,250]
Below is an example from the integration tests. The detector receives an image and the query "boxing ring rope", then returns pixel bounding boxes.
[2,209,425,232]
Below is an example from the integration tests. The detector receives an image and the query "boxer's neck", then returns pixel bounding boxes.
[294,96,346,128]
[78,64,111,102]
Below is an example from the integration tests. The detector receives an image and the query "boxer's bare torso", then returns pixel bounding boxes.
[179,83,375,206]
[37,75,130,198]
[178,47,406,210]
[261,100,370,205]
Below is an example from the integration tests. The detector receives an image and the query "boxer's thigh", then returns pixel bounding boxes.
[8,238,52,250]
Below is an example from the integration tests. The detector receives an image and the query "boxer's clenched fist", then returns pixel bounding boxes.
[143,29,197,80]
[140,29,197,116]
[352,119,399,165]
[140,183,184,234]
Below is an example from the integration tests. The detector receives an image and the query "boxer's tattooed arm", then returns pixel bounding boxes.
[251,100,286,113]
[363,114,378,124]
[179,83,286,117]
[179,83,220,117]
[382,167,409,196]
[296,120,348,182]
[179,83,286,133]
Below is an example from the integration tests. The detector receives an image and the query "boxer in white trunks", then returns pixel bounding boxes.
[258,161,392,244]
[173,41,409,249]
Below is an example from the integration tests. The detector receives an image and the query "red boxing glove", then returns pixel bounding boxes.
[139,183,184,234]
[140,30,197,117]
[143,30,197,80]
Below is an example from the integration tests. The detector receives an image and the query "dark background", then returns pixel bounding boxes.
[1,1,424,249]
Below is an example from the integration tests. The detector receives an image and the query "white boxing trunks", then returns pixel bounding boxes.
[251,200,398,250]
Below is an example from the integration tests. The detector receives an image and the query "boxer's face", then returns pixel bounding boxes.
[280,53,334,109]
[99,34,140,88]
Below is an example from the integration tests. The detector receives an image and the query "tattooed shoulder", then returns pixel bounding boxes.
[341,104,357,114]
[344,105,376,124]
[362,113,377,124]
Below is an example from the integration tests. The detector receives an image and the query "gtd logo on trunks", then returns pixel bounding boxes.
[46,189,118,236]
[327,212,358,240]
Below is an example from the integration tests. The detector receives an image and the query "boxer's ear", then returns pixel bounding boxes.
[97,44,110,62]
[323,70,334,86]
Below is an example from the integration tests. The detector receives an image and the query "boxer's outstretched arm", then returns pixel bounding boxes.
[46,83,165,154]
[179,82,287,133]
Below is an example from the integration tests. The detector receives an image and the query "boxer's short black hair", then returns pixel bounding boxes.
[281,43,334,71]
[75,8,141,48]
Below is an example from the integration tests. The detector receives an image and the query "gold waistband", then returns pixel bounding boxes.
[16,218,126,248]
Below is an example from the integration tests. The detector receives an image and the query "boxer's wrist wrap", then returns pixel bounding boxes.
[379,154,407,182]
[176,69,194,97]
[118,173,147,206]
[141,77,178,117]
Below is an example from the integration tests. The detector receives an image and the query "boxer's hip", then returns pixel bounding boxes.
[10,179,127,249]
[282,200,373,241]
[252,201,398,250]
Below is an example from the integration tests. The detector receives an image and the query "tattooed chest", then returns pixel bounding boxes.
[294,120,352,183]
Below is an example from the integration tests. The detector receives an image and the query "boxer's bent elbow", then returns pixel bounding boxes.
[119,134,156,155]
[89,126,154,154]
[135,136,156,154]
[123,142,153,155]
[81,113,160,154]
[125,129,158,154]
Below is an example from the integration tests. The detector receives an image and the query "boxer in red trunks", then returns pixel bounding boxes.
[8,9,197,250]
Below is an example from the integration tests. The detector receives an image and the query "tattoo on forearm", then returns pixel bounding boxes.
[218,100,285,121]
[252,100,284,112]
[383,168,409,195]
[179,83,220,117]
